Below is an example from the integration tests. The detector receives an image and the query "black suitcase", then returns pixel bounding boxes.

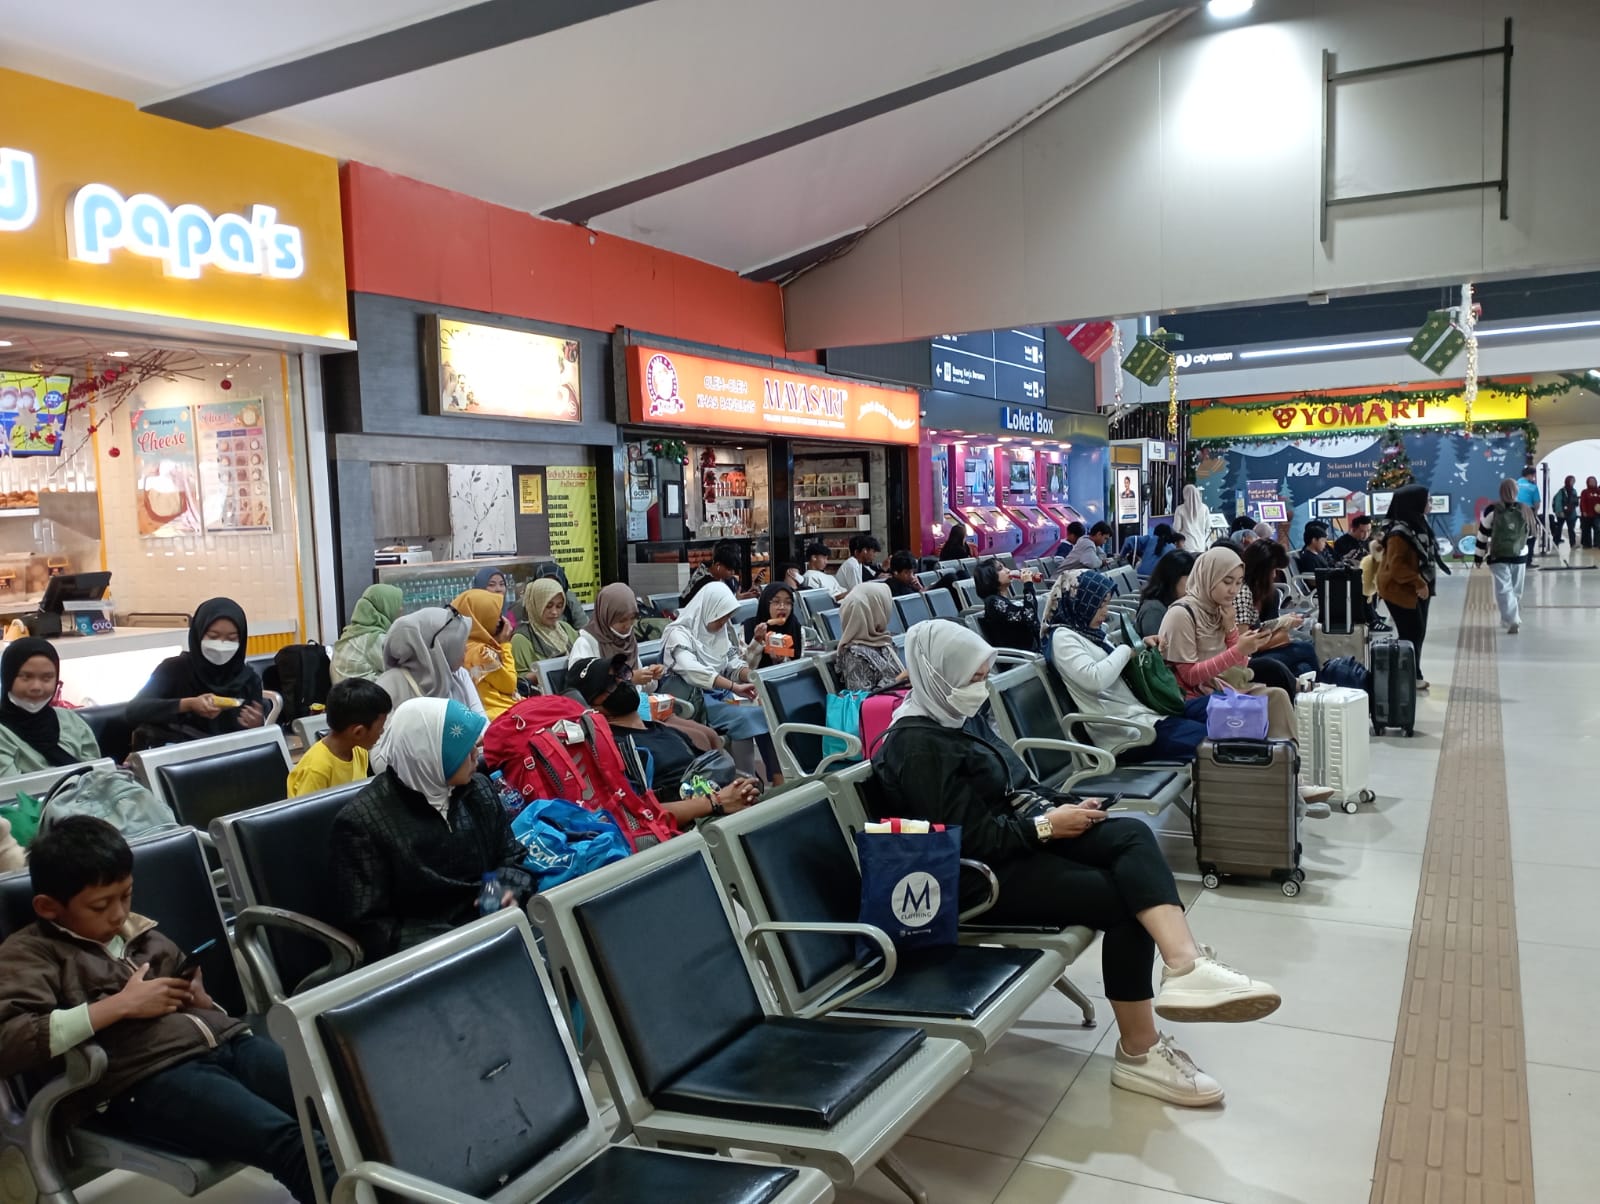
[1315,566,1363,636]
[1193,739,1304,897]
[1369,635,1417,737]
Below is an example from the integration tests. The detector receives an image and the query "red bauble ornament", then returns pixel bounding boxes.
[103,368,120,381]
[220,379,232,391]
[108,446,121,458]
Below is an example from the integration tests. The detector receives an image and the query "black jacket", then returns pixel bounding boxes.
[980,593,1039,653]
[331,769,533,963]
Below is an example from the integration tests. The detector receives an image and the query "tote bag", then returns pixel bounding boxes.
[1116,613,1187,716]
[855,823,961,953]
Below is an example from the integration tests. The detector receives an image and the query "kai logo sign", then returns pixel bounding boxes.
[0,146,306,280]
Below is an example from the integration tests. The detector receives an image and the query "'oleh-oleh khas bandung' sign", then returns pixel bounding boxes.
[1188,389,1528,441]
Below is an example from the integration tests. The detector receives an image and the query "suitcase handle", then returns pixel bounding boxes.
[1211,739,1274,766]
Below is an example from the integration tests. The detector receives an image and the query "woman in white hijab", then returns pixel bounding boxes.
[875,622,1279,1108]
[1172,484,1214,552]
[660,581,779,783]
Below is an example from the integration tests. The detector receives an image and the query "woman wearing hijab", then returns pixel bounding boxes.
[1476,478,1536,633]
[0,639,100,776]
[873,621,1279,1107]
[1172,484,1214,552]
[471,565,509,597]
[973,561,1039,653]
[939,522,974,562]
[330,584,404,684]
[330,697,532,963]
[661,582,778,781]
[833,582,905,693]
[1377,484,1445,689]
[1043,572,1209,763]
[375,607,476,713]
[531,561,587,630]
[510,579,579,681]
[743,582,807,671]
[127,599,266,747]
[451,589,519,719]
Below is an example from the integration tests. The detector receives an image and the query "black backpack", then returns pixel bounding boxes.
[262,642,332,725]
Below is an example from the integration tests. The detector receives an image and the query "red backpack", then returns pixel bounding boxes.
[484,696,678,852]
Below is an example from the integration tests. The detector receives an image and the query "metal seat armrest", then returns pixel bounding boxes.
[1011,737,1116,776]
[234,905,362,1002]
[773,722,861,777]
[17,1043,108,1197]
[991,649,1042,666]
[745,921,897,1016]
[670,697,695,719]
[1059,713,1149,742]
[332,1160,486,1204]
[957,857,1000,921]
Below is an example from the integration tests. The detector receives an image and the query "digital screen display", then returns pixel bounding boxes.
[931,327,1045,405]
[1008,461,1034,492]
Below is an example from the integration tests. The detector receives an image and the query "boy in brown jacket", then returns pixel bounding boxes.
[0,817,335,1204]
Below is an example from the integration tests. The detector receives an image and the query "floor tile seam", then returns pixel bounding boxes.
[1184,895,1422,939]
[1522,1058,1600,1077]
[1006,1160,1238,1203]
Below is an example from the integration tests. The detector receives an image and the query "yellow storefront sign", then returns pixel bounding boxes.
[0,69,347,341]
[1189,389,1529,441]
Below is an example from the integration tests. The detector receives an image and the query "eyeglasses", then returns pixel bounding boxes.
[427,608,462,649]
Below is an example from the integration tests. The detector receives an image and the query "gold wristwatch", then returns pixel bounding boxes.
[1033,815,1053,844]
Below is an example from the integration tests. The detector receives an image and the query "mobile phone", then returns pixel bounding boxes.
[173,938,217,978]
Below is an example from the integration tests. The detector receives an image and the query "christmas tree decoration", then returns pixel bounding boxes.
[1368,426,1416,491]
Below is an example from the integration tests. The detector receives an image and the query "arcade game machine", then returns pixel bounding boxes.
[1037,448,1086,552]
[948,442,1022,556]
[996,446,1060,559]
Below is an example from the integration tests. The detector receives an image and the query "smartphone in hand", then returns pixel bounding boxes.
[172,938,217,979]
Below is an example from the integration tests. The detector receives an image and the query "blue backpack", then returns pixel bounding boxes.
[1317,656,1370,693]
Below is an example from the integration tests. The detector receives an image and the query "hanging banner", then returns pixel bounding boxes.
[544,465,599,602]
[1115,469,1140,522]
[131,406,201,538]
[1189,389,1528,440]
[196,400,273,532]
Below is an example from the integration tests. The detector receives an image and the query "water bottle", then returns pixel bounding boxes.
[478,872,502,917]
[489,770,527,819]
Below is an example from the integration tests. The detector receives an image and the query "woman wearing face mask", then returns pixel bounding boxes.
[0,639,100,776]
[510,579,579,683]
[661,582,779,783]
[127,599,266,746]
[743,582,807,671]
[1042,572,1209,764]
[832,583,906,693]
[873,622,1280,1107]
[452,589,519,719]
[330,697,531,964]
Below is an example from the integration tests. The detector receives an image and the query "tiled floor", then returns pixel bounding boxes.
[55,554,1600,1204]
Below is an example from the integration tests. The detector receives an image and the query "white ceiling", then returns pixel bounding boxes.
[0,0,1175,275]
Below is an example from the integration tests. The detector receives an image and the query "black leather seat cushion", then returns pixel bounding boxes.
[574,853,765,1097]
[156,744,290,832]
[1067,768,1181,799]
[1000,675,1076,779]
[654,1016,924,1129]
[316,926,587,1199]
[846,945,1042,1019]
[545,1147,796,1204]
[76,703,133,764]
[231,783,367,991]
[742,797,860,990]
[764,666,831,775]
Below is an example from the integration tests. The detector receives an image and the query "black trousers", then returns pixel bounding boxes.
[1388,597,1430,678]
[984,818,1182,1003]
[1583,515,1599,548]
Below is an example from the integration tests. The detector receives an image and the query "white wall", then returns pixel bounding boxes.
[785,0,1600,349]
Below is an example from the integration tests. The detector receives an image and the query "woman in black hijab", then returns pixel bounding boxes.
[743,581,807,670]
[1376,484,1448,690]
[127,598,267,746]
[0,639,101,774]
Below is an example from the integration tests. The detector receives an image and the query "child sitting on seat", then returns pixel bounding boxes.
[287,678,391,797]
[0,818,336,1204]
[1360,537,1384,624]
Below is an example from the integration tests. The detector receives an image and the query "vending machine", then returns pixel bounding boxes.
[949,443,1022,556]
[996,447,1060,559]
[1037,449,1086,553]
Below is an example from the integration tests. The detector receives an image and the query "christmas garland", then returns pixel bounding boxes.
[1186,374,1579,415]
[645,437,688,464]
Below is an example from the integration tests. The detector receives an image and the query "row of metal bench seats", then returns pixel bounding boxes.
[0,745,1104,1203]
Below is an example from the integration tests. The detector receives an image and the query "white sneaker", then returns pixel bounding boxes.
[1155,946,1282,1023]
[1299,799,1331,820]
[1111,1033,1223,1106]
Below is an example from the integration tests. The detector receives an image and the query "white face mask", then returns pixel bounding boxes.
[612,625,634,640]
[7,692,49,714]
[200,639,239,665]
[948,682,990,718]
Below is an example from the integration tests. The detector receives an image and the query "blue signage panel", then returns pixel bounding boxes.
[931,327,1046,405]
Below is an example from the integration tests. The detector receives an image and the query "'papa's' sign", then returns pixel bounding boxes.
[1188,389,1529,441]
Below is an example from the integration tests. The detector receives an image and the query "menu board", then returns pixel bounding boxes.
[930,327,1046,404]
[132,406,201,539]
[197,400,273,532]
[545,466,599,603]
[436,318,582,422]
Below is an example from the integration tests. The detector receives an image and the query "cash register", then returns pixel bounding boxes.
[21,572,113,638]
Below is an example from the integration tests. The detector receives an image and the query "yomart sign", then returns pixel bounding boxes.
[1189,389,1529,441]
[0,69,346,339]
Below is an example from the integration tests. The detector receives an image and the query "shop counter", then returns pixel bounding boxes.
[53,619,298,706]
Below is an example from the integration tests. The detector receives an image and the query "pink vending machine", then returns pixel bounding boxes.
[1038,449,1085,554]
[996,446,1060,559]
[949,442,1022,556]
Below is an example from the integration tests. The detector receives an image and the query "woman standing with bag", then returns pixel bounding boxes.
[1377,484,1445,690]
[873,622,1280,1107]
[1476,478,1535,634]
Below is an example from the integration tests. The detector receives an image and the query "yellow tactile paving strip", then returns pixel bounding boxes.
[1371,571,1535,1203]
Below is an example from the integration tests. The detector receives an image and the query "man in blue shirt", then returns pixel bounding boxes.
[1516,466,1540,510]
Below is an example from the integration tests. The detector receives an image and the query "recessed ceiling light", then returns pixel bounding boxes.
[1207,0,1253,16]
[107,350,129,358]
[0,341,11,348]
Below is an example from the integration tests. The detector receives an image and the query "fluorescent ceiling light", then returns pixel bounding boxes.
[1207,0,1254,17]
[107,350,129,358]
[0,341,11,348]
[1475,319,1600,338]
[1239,337,1410,360]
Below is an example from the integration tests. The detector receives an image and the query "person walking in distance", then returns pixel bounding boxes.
[1581,476,1600,550]
[1552,475,1581,550]
[1476,479,1534,634]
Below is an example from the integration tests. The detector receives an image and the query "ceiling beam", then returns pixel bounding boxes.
[141,0,658,128]
[542,0,1189,224]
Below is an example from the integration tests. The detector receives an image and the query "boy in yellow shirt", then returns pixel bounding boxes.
[287,678,391,797]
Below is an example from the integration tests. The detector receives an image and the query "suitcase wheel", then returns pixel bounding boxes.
[1281,878,1302,898]
[1202,871,1221,890]
[1342,799,1360,815]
